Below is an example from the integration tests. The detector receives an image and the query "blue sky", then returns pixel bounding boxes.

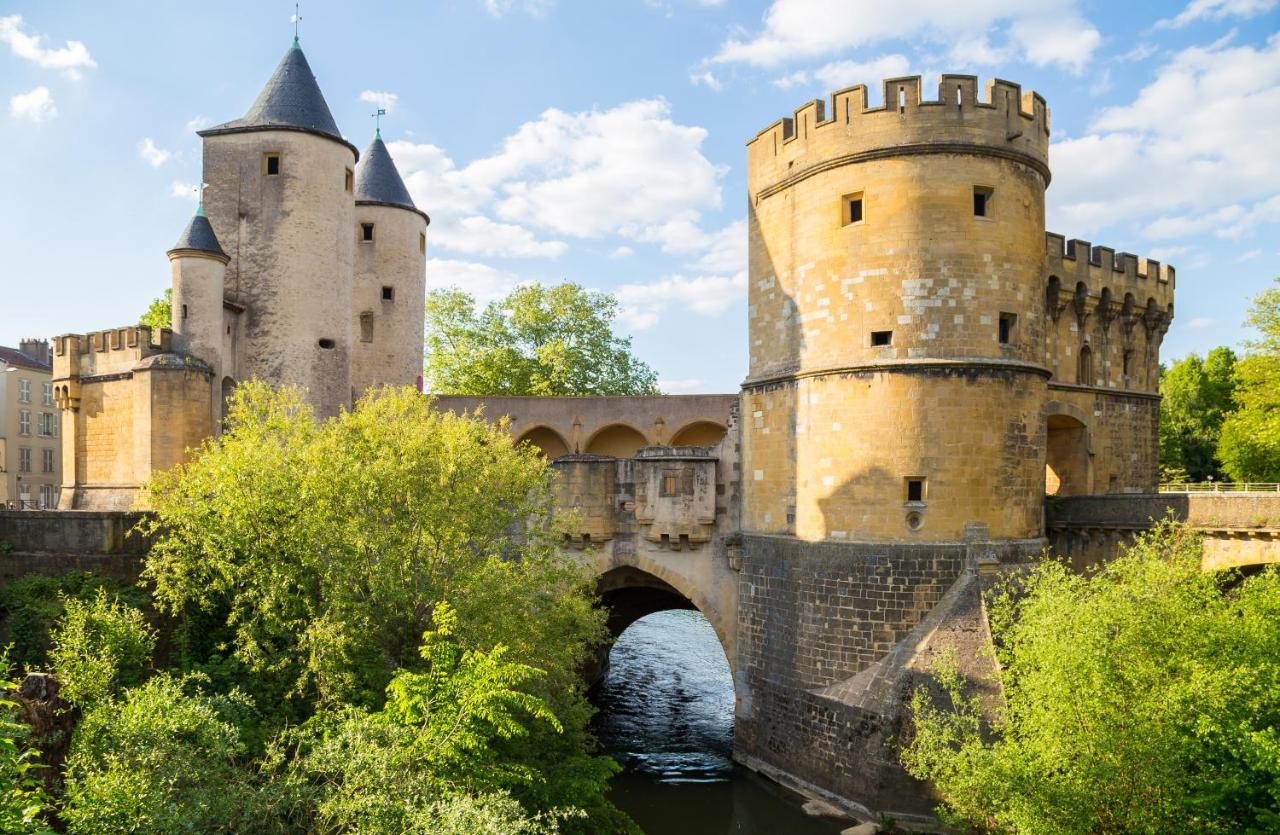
[1,0,1277,392]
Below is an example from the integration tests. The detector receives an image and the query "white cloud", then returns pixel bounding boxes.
[434,216,567,258]
[170,181,198,200]
[1048,34,1280,242]
[426,258,522,306]
[483,0,554,18]
[359,90,399,113]
[659,378,707,393]
[185,115,210,132]
[616,272,747,330]
[1236,248,1263,261]
[690,69,723,91]
[772,54,913,91]
[1157,0,1278,29]
[709,0,1100,74]
[9,86,55,122]
[1187,317,1218,329]
[138,137,171,168]
[610,246,634,259]
[0,15,95,79]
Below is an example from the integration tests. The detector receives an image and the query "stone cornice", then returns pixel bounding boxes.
[743,357,1052,391]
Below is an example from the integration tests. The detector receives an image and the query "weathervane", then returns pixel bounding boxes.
[291,2,301,44]
[373,107,387,138]
[195,181,209,216]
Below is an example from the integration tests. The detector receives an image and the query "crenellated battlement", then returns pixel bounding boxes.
[52,326,177,382]
[747,75,1050,196]
[1045,232,1176,317]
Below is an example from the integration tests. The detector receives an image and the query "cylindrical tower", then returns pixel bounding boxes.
[197,39,357,419]
[351,133,429,396]
[167,205,229,431]
[743,75,1051,543]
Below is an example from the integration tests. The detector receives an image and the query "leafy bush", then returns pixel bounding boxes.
[49,588,155,707]
[0,678,53,834]
[0,572,146,672]
[61,673,278,835]
[903,521,1280,833]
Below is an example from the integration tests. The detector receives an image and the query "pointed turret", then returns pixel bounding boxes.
[352,131,429,396]
[198,40,357,156]
[167,205,227,260]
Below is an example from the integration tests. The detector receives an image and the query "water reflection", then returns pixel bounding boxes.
[593,610,847,835]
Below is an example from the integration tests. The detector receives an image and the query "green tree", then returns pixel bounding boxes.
[1158,346,1237,481]
[423,283,659,396]
[48,588,155,707]
[903,521,1280,833]
[138,288,172,331]
[1219,279,1280,481]
[140,382,620,828]
[0,678,53,834]
[282,603,581,834]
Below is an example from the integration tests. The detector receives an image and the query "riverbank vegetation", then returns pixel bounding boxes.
[903,521,1280,832]
[1160,277,1280,482]
[1,383,638,834]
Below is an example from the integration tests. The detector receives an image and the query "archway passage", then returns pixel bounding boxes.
[669,420,727,448]
[586,424,648,458]
[515,426,569,458]
[1046,414,1090,496]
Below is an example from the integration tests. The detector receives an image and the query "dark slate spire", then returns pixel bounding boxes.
[199,41,356,156]
[168,205,227,259]
[355,135,430,223]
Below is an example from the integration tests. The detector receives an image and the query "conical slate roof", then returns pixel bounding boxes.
[168,210,226,259]
[199,40,356,156]
[355,136,415,207]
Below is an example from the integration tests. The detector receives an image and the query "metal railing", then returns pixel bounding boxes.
[1160,483,1280,494]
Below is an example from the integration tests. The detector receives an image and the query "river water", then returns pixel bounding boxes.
[592,610,849,835]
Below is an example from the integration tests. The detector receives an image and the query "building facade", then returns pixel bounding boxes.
[52,38,429,509]
[0,340,61,509]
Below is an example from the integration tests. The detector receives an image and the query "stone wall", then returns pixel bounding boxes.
[0,510,151,584]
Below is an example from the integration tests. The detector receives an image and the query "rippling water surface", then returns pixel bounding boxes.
[592,610,847,835]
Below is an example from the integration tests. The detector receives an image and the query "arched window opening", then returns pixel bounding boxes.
[1077,344,1094,387]
[515,426,569,459]
[220,376,237,431]
[669,421,727,448]
[586,424,647,458]
[1046,413,1090,496]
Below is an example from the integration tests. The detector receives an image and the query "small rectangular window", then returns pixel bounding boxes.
[344,168,354,192]
[870,330,892,347]
[41,448,54,473]
[181,304,189,320]
[419,232,426,254]
[19,448,31,473]
[18,410,30,435]
[318,338,336,349]
[359,312,374,343]
[906,478,925,503]
[18,379,30,403]
[661,473,678,497]
[381,286,394,302]
[42,382,52,406]
[998,312,1016,344]
[973,186,993,218]
[264,153,281,176]
[842,191,864,226]
[361,223,375,242]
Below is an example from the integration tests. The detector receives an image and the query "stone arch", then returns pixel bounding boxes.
[595,562,735,680]
[585,423,648,458]
[515,425,570,459]
[669,420,727,448]
[1045,401,1092,496]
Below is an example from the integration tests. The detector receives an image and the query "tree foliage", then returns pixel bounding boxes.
[423,283,659,396]
[903,521,1280,833]
[0,679,53,834]
[1158,347,1236,481]
[48,588,155,707]
[138,288,172,332]
[1219,278,1280,482]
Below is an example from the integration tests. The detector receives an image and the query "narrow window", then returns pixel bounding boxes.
[1077,344,1094,386]
[181,304,189,320]
[359,312,374,343]
[264,153,281,176]
[318,338,336,349]
[843,191,864,226]
[344,168,354,192]
[381,285,394,302]
[661,472,679,497]
[361,223,375,242]
[419,232,426,254]
[19,448,31,473]
[898,86,906,113]
[906,478,925,503]
[42,448,54,473]
[998,312,1016,344]
[1122,349,1133,380]
[973,186,993,218]
[870,330,892,347]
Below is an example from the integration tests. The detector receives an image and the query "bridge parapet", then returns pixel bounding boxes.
[1046,493,1280,571]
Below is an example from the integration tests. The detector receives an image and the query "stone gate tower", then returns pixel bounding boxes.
[743,75,1051,545]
